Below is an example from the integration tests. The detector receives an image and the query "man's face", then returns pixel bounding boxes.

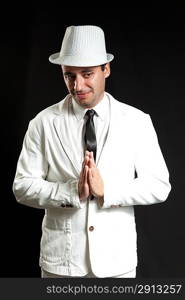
[61,64,110,108]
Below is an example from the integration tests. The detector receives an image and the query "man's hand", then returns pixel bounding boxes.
[78,152,90,201]
[88,152,104,198]
[78,151,104,201]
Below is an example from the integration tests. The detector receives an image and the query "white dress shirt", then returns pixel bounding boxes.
[71,93,110,165]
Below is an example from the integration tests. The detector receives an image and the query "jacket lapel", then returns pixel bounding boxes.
[53,97,81,176]
[97,93,125,166]
[52,93,125,176]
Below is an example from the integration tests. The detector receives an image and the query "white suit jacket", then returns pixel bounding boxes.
[13,93,171,277]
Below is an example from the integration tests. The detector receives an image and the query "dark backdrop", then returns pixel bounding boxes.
[1,5,185,277]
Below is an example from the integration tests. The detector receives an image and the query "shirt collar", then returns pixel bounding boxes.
[72,93,109,121]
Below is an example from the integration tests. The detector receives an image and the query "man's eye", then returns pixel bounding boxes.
[65,75,75,80]
[84,73,92,78]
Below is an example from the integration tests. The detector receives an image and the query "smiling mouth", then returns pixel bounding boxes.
[76,92,91,99]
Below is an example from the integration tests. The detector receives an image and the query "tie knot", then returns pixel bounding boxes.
[85,109,96,119]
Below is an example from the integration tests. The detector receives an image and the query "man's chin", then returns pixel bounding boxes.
[78,101,94,108]
[75,97,95,108]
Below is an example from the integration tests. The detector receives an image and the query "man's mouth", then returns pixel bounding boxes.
[76,92,91,99]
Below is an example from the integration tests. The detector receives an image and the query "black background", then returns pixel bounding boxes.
[1,4,185,277]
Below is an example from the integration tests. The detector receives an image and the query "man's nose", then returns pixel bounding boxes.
[74,76,84,91]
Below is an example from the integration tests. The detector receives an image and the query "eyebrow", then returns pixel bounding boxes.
[63,72,74,76]
[63,69,94,76]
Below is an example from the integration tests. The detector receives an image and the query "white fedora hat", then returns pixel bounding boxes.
[49,25,114,67]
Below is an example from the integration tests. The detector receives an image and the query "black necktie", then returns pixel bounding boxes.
[84,109,97,162]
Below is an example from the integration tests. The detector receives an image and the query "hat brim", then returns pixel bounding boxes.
[48,53,114,67]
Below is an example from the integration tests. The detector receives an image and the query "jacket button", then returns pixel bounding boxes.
[89,226,94,231]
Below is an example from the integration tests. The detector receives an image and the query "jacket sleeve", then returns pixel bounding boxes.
[102,114,171,208]
[12,118,82,209]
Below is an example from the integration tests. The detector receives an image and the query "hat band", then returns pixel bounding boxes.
[49,52,114,66]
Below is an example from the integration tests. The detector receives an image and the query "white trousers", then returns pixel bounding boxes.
[41,268,136,278]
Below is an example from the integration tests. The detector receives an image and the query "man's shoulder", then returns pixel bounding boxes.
[27,95,70,133]
[107,93,148,118]
[38,96,68,117]
[31,95,70,123]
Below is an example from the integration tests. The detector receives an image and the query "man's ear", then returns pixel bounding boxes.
[104,63,111,78]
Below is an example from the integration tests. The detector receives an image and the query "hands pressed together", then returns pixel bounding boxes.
[78,151,104,202]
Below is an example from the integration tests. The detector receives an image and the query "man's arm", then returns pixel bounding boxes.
[13,119,81,209]
[102,114,171,208]
[86,115,171,209]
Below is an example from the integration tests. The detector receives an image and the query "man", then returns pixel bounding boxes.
[13,25,171,278]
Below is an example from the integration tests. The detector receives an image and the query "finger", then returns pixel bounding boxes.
[84,151,90,166]
[82,154,89,170]
[89,151,94,160]
[85,150,90,156]
[79,164,84,182]
[81,157,87,175]
[80,165,87,187]
[88,168,93,184]
[84,165,88,183]
[89,158,96,169]
[91,152,96,165]
[89,152,96,167]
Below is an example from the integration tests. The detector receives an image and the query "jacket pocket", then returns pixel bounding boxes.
[40,216,72,264]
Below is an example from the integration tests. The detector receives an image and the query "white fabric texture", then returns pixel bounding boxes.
[49,25,114,66]
[41,268,136,278]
